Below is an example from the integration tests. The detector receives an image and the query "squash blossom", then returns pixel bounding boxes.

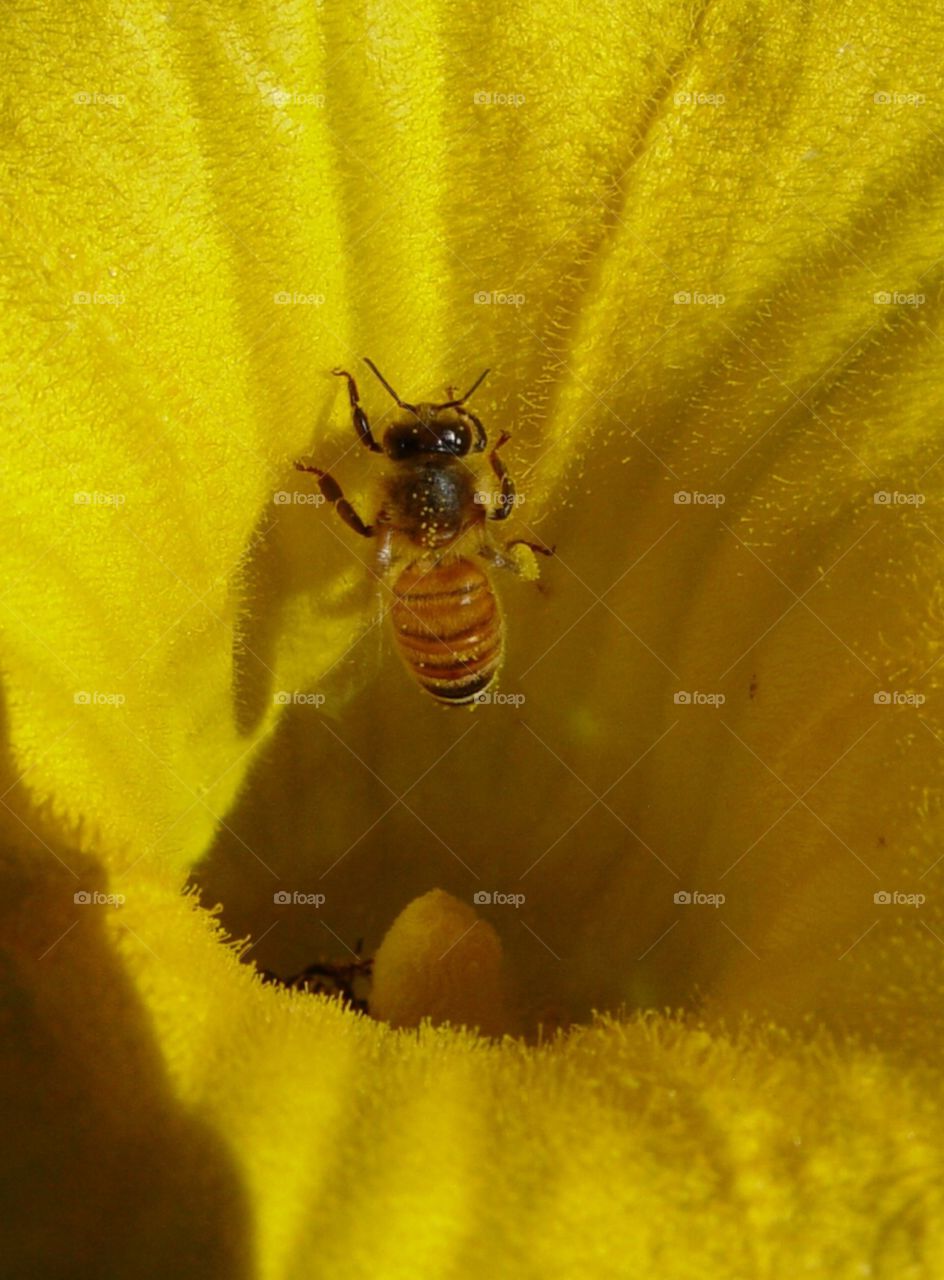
[3,1,944,1276]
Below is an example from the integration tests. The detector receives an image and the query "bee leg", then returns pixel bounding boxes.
[285,962,334,987]
[480,539,555,580]
[506,537,555,557]
[468,411,487,452]
[487,430,515,520]
[332,367,383,453]
[294,463,374,537]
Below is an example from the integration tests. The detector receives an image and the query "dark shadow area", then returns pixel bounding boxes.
[0,689,254,1280]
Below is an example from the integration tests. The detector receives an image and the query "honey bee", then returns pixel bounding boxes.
[295,358,553,704]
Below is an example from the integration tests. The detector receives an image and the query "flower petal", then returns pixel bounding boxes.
[4,0,944,1275]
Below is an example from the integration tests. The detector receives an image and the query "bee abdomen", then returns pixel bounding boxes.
[391,557,502,704]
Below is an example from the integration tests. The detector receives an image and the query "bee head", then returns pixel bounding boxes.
[383,407,474,460]
[362,359,490,461]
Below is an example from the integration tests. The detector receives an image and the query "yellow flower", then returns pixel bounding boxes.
[3,1,944,1276]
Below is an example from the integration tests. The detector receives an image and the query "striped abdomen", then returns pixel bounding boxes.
[391,557,502,704]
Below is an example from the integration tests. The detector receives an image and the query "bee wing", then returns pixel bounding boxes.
[316,536,395,717]
[363,570,391,685]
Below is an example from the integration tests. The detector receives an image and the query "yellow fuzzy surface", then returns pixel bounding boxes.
[2,0,944,1275]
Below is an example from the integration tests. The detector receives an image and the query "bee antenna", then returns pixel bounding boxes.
[437,368,490,409]
[363,358,419,415]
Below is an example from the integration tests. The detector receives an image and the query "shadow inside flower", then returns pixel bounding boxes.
[0,691,253,1279]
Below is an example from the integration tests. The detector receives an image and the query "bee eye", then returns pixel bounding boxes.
[445,424,471,454]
